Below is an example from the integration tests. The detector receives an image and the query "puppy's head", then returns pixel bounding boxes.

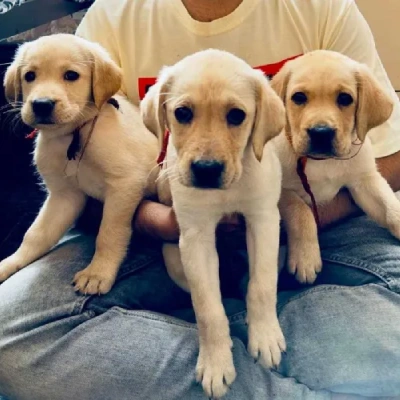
[4,34,121,132]
[271,50,393,158]
[141,49,285,190]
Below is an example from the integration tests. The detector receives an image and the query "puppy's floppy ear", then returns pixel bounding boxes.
[270,62,292,103]
[140,66,173,148]
[355,64,394,142]
[89,43,122,109]
[4,42,28,104]
[251,70,286,161]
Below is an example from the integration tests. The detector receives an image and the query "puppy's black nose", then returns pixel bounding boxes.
[307,125,336,155]
[191,160,225,189]
[32,98,56,118]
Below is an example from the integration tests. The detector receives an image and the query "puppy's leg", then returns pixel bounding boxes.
[245,207,286,369]
[73,189,142,295]
[180,224,236,399]
[279,189,322,284]
[0,190,86,281]
[162,243,189,292]
[348,172,400,239]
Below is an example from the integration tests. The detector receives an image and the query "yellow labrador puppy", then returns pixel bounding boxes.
[0,34,158,294]
[271,50,399,284]
[141,49,286,399]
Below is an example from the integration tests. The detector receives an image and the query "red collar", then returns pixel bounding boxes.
[25,118,92,141]
[24,97,120,141]
[157,129,170,168]
[296,156,320,228]
[25,128,39,139]
[296,143,363,228]
[25,117,97,161]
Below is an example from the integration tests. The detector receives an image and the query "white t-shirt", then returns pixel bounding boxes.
[76,0,400,158]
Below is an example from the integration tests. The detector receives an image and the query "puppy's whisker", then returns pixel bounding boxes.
[161,94,187,107]
[2,104,21,112]
[147,165,161,183]
[8,115,24,135]
[0,103,22,113]
[159,92,181,97]
[162,165,180,180]
[73,60,96,65]
[156,169,170,183]
[3,108,21,115]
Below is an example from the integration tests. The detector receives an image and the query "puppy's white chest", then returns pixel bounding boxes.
[283,160,347,205]
[35,136,105,200]
[64,160,104,200]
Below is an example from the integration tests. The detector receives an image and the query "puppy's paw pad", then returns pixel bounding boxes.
[73,267,115,295]
[248,322,286,369]
[196,344,236,399]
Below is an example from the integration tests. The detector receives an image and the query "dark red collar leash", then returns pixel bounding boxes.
[296,156,321,228]
[157,129,170,168]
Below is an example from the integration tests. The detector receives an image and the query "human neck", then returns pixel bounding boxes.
[181,0,243,22]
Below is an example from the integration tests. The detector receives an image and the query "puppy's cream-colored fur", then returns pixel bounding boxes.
[0,34,158,294]
[271,50,400,283]
[141,49,286,399]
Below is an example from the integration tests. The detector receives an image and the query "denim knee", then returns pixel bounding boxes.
[319,215,400,291]
[0,233,97,398]
[278,283,400,397]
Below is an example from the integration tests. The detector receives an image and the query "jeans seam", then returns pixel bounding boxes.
[118,253,161,278]
[71,254,161,315]
[228,310,247,323]
[321,253,393,286]
[276,283,382,313]
[111,307,248,329]
[111,307,198,330]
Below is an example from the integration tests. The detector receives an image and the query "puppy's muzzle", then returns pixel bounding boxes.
[190,160,225,189]
[31,98,56,124]
[307,125,336,156]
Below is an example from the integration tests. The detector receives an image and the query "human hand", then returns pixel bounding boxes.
[133,200,180,241]
[133,200,245,241]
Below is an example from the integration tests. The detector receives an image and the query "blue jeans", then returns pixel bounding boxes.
[0,215,400,400]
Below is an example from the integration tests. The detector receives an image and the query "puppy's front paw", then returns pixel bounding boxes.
[73,263,117,295]
[0,255,24,282]
[196,339,236,399]
[288,240,322,284]
[248,318,286,369]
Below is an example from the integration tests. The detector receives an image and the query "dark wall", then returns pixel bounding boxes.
[0,43,37,184]
[0,43,45,259]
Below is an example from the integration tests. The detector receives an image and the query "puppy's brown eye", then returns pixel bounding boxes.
[337,93,353,107]
[174,106,193,124]
[226,108,246,126]
[291,92,307,105]
[64,71,80,81]
[24,71,36,82]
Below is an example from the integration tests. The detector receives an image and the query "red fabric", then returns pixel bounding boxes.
[254,54,302,77]
[137,54,303,100]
